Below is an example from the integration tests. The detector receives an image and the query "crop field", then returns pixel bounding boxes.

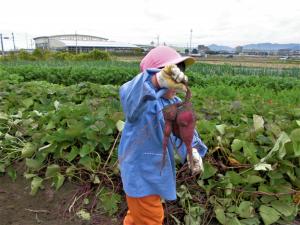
[0,60,300,225]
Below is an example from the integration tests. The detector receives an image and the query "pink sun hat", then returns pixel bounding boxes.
[140,46,195,71]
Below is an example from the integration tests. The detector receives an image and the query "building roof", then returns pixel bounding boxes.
[61,40,139,48]
[34,34,108,41]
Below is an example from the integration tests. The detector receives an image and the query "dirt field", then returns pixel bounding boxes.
[0,174,122,225]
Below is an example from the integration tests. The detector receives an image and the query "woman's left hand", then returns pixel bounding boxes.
[187,148,204,175]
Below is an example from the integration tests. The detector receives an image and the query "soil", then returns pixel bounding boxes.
[4,173,300,225]
[0,174,122,225]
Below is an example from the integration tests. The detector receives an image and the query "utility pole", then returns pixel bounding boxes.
[156,35,159,46]
[189,29,193,53]
[11,32,16,51]
[0,33,4,56]
[25,33,29,49]
[75,32,78,54]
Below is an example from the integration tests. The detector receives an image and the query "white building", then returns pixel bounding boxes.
[33,34,140,53]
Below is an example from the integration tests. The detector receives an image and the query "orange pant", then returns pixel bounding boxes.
[123,195,164,225]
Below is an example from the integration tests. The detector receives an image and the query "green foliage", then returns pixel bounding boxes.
[86,49,111,60]
[17,49,35,60]
[0,49,111,62]
[97,187,121,216]
[1,61,300,90]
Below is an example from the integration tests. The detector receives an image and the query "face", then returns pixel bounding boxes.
[163,88,177,99]
[176,62,186,72]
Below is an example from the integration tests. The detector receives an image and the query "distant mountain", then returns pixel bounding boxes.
[206,43,300,52]
[208,44,235,52]
[242,43,300,51]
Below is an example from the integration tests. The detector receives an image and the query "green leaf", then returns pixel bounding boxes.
[201,162,217,179]
[261,132,291,161]
[227,205,238,213]
[7,167,17,182]
[246,175,265,184]
[21,143,36,158]
[258,184,273,193]
[260,195,277,204]
[231,139,244,152]
[79,144,93,157]
[79,156,93,171]
[25,158,43,170]
[45,164,60,178]
[65,123,84,138]
[98,189,121,216]
[184,212,201,225]
[238,201,254,218]
[243,142,258,163]
[290,128,300,156]
[296,120,300,127]
[23,173,37,179]
[22,98,34,108]
[215,207,226,225]
[99,136,112,151]
[259,205,280,225]
[227,217,242,225]
[216,124,226,135]
[53,173,65,190]
[225,171,244,185]
[266,123,281,137]
[116,120,125,132]
[0,112,8,120]
[30,176,43,195]
[270,200,295,217]
[5,133,14,140]
[65,146,79,162]
[0,163,5,172]
[253,114,264,132]
[46,120,56,130]
[240,217,260,225]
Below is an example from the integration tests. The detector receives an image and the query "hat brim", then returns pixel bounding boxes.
[159,56,195,68]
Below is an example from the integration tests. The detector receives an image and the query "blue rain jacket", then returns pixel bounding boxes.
[118,68,207,200]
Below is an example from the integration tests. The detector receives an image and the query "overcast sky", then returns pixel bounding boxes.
[1,0,300,50]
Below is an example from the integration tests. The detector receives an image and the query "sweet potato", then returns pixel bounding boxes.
[174,101,196,169]
[161,87,196,172]
[162,104,179,171]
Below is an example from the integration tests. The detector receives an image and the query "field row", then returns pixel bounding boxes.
[1,61,300,91]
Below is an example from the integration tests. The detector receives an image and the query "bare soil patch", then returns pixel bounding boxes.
[0,174,121,225]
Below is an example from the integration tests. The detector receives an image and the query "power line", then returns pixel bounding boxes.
[0,34,4,55]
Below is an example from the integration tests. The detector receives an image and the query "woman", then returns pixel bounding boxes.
[118,46,207,225]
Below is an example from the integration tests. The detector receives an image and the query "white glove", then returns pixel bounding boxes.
[156,64,188,92]
[187,148,204,175]
[169,65,188,83]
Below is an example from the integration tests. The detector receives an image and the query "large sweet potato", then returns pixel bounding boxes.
[161,88,196,171]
